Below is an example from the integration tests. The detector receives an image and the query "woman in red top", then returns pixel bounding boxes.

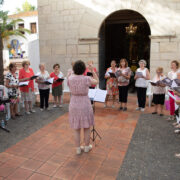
[19,61,35,114]
[84,60,97,89]
[50,64,64,108]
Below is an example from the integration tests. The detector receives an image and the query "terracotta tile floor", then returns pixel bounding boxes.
[0,95,169,179]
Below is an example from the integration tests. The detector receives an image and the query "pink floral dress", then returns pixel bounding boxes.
[68,75,94,129]
[105,67,118,96]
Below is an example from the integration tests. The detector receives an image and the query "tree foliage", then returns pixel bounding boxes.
[0,10,31,40]
[16,0,36,13]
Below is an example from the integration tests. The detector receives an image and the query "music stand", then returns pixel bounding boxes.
[89,89,107,143]
[90,99,101,142]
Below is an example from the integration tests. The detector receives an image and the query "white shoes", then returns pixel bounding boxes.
[76,147,82,155]
[40,108,43,111]
[84,144,93,153]
[53,104,57,108]
[141,108,145,112]
[136,107,145,112]
[30,109,36,113]
[136,107,140,111]
[76,145,92,155]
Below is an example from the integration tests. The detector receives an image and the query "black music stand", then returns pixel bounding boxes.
[0,99,10,133]
[90,99,101,143]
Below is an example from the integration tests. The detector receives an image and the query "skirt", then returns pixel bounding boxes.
[153,94,165,105]
[69,95,94,129]
[52,84,62,97]
[21,88,34,102]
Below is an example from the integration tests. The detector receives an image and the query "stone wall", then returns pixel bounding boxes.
[150,35,180,75]
[38,0,180,77]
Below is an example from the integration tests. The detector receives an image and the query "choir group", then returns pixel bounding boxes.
[1,58,180,155]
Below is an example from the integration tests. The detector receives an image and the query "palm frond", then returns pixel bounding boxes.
[17,28,31,34]
[2,28,30,39]
[9,19,24,26]
[2,30,26,39]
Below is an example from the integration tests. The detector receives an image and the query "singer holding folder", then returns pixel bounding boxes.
[50,64,64,108]
[19,61,36,114]
[104,60,118,108]
[67,60,99,155]
[167,60,179,121]
[5,63,20,119]
[134,60,150,112]
[36,63,50,111]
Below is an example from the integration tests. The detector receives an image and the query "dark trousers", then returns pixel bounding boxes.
[118,86,128,103]
[136,87,147,108]
[39,89,50,109]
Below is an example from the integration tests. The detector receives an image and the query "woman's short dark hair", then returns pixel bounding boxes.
[171,60,179,69]
[53,63,60,69]
[73,60,86,75]
[9,63,16,71]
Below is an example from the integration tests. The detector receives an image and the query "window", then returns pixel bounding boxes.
[18,23,25,34]
[30,22,37,34]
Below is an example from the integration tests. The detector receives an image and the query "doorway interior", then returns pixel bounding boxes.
[99,10,151,89]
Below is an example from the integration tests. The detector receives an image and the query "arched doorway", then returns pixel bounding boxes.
[99,10,151,89]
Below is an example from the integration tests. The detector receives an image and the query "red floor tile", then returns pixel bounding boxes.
[21,159,44,171]
[0,162,18,178]
[6,167,33,180]
[32,149,55,162]
[36,162,60,176]
[0,95,150,180]
[28,173,51,180]
[94,166,119,180]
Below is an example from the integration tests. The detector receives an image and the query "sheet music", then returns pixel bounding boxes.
[171,80,178,88]
[94,89,107,103]
[88,89,107,102]
[19,81,29,86]
[58,72,63,78]
[88,89,97,99]
[45,78,54,84]
[105,69,112,77]
[35,72,41,76]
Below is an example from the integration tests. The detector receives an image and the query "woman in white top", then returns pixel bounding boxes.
[134,60,150,111]
[151,67,166,116]
[167,60,179,120]
[36,63,50,111]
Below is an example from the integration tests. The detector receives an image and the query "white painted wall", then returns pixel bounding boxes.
[28,39,40,90]
[28,39,40,73]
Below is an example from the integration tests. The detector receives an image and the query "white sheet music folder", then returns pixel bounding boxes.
[88,89,107,103]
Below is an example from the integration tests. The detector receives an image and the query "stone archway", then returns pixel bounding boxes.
[98,9,151,89]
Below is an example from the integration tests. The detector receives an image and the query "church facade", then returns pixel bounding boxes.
[38,0,180,87]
